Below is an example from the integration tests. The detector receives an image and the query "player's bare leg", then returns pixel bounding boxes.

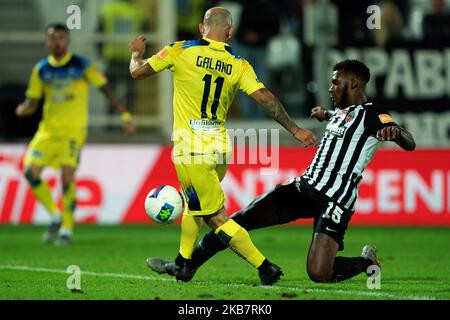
[307,233,380,283]
[57,165,77,245]
[307,233,339,282]
[24,164,61,243]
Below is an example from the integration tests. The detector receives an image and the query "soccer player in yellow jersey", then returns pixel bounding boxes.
[129,8,317,284]
[16,23,135,245]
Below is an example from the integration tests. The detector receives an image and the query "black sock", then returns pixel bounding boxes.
[188,231,227,270]
[333,257,373,282]
[257,259,271,273]
[174,253,188,267]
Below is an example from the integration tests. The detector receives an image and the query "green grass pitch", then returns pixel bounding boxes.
[0,225,448,300]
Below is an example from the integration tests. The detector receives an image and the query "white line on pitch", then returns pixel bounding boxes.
[0,265,436,300]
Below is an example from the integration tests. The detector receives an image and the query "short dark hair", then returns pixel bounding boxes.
[46,23,70,34]
[333,59,370,83]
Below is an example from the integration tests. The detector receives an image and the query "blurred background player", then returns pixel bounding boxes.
[422,0,450,47]
[129,7,317,284]
[148,59,416,283]
[227,0,282,119]
[98,0,149,115]
[16,23,135,245]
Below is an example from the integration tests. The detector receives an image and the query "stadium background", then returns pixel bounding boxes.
[0,0,448,226]
[0,0,449,302]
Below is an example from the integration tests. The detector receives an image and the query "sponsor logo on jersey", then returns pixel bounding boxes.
[156,48,168,60]
[378,114,394,124]
[326,121,346,138]
[189,119,221,132]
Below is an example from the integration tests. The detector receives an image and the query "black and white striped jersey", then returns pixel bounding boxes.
[303,102,397,211]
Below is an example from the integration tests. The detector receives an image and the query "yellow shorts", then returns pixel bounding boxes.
[24,130,85,169]
[174,153,229,216]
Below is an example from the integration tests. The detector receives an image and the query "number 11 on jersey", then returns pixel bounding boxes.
[201,74,224,120]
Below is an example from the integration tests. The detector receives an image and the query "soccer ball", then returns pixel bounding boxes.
[144,185,185,224]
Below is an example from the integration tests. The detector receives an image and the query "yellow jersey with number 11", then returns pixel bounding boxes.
[148,37,265,156]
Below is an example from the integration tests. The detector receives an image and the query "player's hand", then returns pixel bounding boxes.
[122,120,136,136]
[129,35,146,56]
[376,126,401,141]
[310,106,329,122]
[119,110,136,136]
[15,103,33,117]
[292,127,318,148]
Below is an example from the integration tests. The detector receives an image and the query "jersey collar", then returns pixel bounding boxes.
[338,101,372,110]
[202,36,229,51]
[48,52,72,67]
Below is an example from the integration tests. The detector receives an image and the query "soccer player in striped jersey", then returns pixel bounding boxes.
[151,59,416,283]
[129,7,317,285]
[16,23,135,245]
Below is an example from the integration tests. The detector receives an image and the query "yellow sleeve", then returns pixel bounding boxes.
[25,66,43,99]
[239,60,265,95]
[85,64,108,88]
[148,45,175,73]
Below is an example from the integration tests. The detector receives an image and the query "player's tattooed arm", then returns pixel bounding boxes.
[250,88,318,147]
[15,98,39,117]
[376,126,416,151]
[129,35,156,80]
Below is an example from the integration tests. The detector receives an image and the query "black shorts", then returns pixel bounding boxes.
[230,177,353,250]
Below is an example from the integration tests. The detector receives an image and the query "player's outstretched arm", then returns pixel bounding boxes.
[310,106,332,122]
[100,85,135,136]
[15,98,39,117]
[250,88,318,147]
[129,35,156,80]
[376,126,416,151]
